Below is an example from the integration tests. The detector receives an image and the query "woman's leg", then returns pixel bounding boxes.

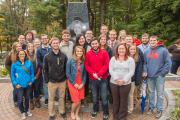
[75,102,81,120]
[71,102,78,119]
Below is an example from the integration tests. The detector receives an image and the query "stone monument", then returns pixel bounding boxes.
[66,1,89,42]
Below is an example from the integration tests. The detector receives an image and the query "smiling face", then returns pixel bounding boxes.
[18,35,25,44]
[91,40,99,51]
[75,47,84,58]
[16,43,22,52]
[100,36,107,46]
[125,36,133,46]
[51,39,60,50]
[117,44,126,56]
[62,33,70,42]
[149,36,158,48]
[129,45,137,56]
[78,36,86,46]
[100,25,108,35]
[27,43,34,53]
[141,35,149,45]
[18,50,26,61]
[41,35,49,45]
[109,30,117,41]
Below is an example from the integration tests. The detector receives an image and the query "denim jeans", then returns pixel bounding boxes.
[13,86,18,103]
[147,76,165,112]
[91,80,109,115]
[16,86,31,113]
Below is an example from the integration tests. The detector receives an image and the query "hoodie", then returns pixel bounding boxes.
[144,45,172,78]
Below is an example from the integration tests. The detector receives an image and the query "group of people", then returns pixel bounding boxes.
[4,24,178,120]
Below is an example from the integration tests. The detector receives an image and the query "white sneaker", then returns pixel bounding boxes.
[21,113,26,120]
[26,111,32,117]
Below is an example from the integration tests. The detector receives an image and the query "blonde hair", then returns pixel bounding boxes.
[10,42,21,63]
[118,30,127,40]
[128,44,139,63]
[73,46,85,62]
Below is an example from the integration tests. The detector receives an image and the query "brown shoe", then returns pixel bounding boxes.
[30,99,34,110]
[35,98,41,108]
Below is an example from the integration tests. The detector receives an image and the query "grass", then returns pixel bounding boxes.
[171,90,180,120]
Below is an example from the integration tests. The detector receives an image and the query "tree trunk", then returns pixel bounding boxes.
[100,0,105,25]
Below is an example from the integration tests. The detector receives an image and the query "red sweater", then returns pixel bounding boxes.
[85,49,109,80]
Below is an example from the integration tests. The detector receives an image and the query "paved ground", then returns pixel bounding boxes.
[0,81,176,120]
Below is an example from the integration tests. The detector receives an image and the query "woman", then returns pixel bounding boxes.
[99,35,112,58]
[5,42,22,106]
[168,39,180,74]
[66,46,86,120]
[74,34,91,53]
[118,30,127,43]
[26,43,41,109]
[25,31,35,43]
[11,50,34,120]
[33,38,41,49]
[109,43,135,120]
[128,44,143,113]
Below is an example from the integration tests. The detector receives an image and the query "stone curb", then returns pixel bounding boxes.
[159,89,176,120]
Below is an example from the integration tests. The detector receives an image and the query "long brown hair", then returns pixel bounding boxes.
[128,44,139,62]
[72,46,85,63]
[115,43,128,61]
[26,43,36,62]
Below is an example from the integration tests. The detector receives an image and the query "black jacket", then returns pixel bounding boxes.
[43,50,67,83]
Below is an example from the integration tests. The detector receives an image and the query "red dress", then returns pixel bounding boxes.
[67,63,85,103]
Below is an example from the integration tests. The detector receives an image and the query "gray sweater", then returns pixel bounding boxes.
[109,56,135,85]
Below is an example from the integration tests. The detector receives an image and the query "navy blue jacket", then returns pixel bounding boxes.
[36,45,51,68]
[66,58,86,85]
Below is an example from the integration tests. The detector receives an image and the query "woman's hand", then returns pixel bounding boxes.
[16,85,21,89]
[74,83,79,89]
[78,84,84,90]
[116,80,124,86]
[29,82,32,86]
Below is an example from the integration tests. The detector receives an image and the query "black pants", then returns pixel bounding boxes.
[30,79,41,99]
[171,60,180,74]
[110,83,131,120]
[16,87,30,113]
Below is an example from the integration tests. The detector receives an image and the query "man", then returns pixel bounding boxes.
[138,33,150,53]
[18,35,27,50]
[44,37,67,120]
[59,30,74,60]
[143,36,171,118]
[85,38,109,120]
[100,24,108,38]
[107,29,119,56]
[36,34,51,105]
[85,30,93,46]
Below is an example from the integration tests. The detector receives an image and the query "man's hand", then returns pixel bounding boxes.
[93,73,99,79]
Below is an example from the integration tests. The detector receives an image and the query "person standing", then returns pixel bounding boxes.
[128,44,143,113]
[143,36,171,118]
[36,34,51,105]
[100,24,109,39]
[18,35,27,50]
[11,50,34,120]
[138,33,150,54]
[168,39,180,74]
[99,36,112,58]
[85,38,109,120]
[43,37,67,120]
[5,42,22,106]
[109,43,135,120]
[85,30,94,47]
[66,46,87,120]
[26,43,41,109]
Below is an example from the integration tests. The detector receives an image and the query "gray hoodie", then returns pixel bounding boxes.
[144,45,172,78]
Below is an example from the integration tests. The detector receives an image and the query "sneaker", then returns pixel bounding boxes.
[26,111,32,117]
[103,114,109,120]
[49,116,55,120]
[91,112,97,118]
[60,113,67,119]
[156,111,162,118]
[147,108,154,115]
[21,113,26,120]
[45,99,48,105]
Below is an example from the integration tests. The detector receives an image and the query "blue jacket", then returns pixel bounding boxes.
[144,45,172,78]
[11,60,34,88]
[66,58,86,85]
[36,45,51,68]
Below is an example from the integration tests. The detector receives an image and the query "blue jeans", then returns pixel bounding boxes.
[43,80,48,100]
[147,76,165,112]
[16,86,30,113]
[91,80,109,115]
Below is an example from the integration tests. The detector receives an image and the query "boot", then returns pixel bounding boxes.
[35,98,41,108]
[30,99,34,110]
